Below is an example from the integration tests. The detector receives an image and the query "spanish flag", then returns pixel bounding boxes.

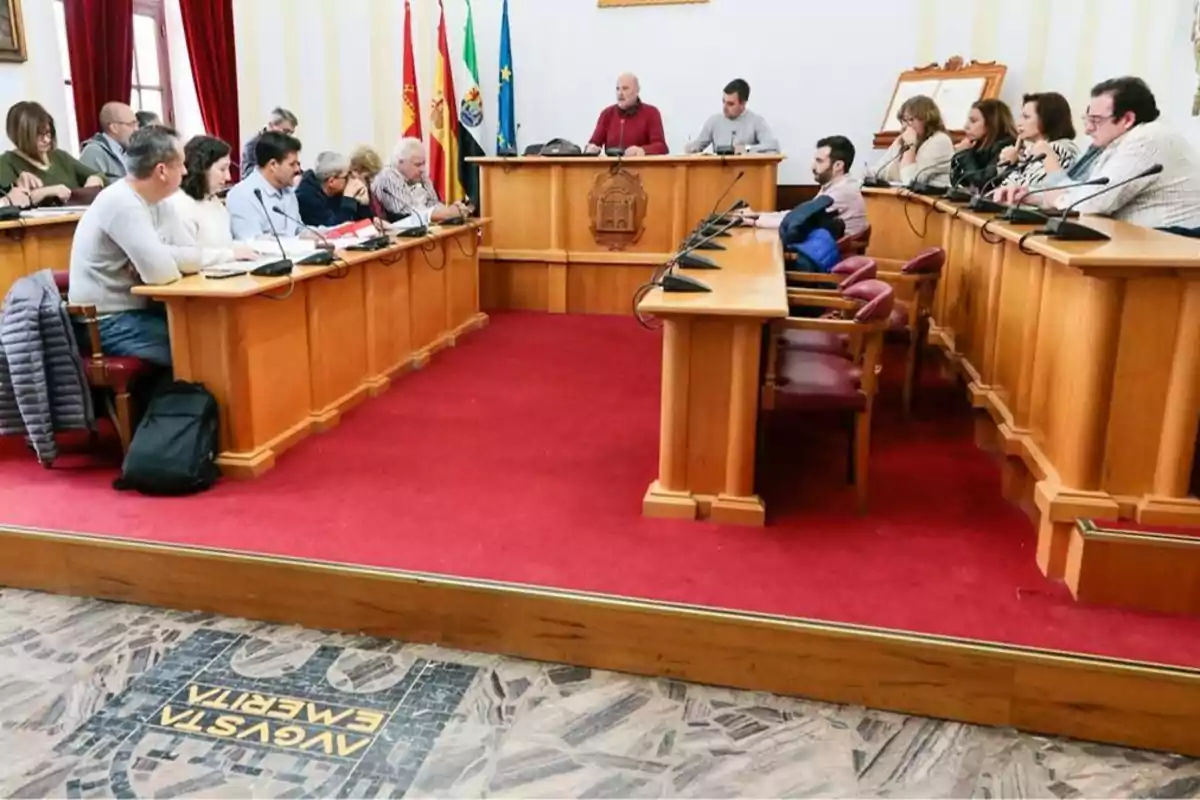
[429,0,460,203]
[401,0,421,140]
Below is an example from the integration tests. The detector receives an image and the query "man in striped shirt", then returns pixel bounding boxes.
[371,138,471,224]
[1004,77,1200,231]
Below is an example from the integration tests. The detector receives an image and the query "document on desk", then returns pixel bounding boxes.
[22,206,90,218]
[250,238,317,258]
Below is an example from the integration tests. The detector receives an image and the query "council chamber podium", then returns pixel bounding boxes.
[471,154,783,315]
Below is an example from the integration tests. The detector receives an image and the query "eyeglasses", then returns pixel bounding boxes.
[1081,114,1115,126]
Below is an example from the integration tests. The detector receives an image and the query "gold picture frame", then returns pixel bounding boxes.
[0,0,27,63]
[598,0,708,7]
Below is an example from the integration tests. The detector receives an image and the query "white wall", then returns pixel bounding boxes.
[0,0,69,148]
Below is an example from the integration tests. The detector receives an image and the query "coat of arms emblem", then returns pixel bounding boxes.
[588,169,648,250]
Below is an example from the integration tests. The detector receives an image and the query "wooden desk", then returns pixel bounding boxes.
[637,227,788,525]
[864,188,1200,575]
[472,154,783,315]
[0,213,81,297]
[134,222,488,478]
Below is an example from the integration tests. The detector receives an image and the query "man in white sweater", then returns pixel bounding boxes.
[68,126,254,366]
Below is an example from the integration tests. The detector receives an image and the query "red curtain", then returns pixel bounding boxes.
[63,0,134,142]
[179,0,241,177]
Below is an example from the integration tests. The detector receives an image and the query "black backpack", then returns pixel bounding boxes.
[113,380,220,495]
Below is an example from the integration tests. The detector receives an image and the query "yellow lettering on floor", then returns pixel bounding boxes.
[267,698,305,721]
[336,734,372,757]
[185,686,222,705]
[305,703,354,727]
[299,730,335,755]
[206,714,245,737]
[346,709,385,734]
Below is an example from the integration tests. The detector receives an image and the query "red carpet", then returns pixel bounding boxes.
[2,312,1199,668]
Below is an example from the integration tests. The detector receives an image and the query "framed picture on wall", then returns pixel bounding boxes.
[0,0,26,63]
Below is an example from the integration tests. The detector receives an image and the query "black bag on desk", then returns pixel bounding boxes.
[113,380,220,495]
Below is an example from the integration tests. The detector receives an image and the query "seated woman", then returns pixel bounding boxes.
[870,95,955,187]
[951,99,1017,189]
[350,145,385,218]
[0,101,104,204]
[995,92,1079,189]
[166,135,255,263]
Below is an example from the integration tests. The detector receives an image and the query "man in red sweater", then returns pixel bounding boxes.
[584,73,668,156]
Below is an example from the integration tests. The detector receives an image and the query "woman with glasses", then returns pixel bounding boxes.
[950,98,1017,189]
[869,95,955,187]
[996,92,1079,188]
[0,101,105,205]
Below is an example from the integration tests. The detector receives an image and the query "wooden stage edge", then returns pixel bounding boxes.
[1,524,1198,756]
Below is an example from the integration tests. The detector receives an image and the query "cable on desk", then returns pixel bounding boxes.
[259,274,296,301]
[903,197,932,239]
[451,227,480,258]
[979,219,1004,245]
[631,279,663,331]
[418,237,446,271]
[1017,228,1049,256]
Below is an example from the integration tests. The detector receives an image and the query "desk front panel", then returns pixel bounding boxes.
[0,219,78,297]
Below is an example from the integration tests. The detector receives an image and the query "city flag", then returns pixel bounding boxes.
[497,0,517,155]
[457,0,486,210]
[429,0,460,202]
[401,0,421,140]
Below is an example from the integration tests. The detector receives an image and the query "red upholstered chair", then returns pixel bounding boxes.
[54,271,153,452]
[836,224,872,258]
[878,247,945,415]
[768,279,895,513]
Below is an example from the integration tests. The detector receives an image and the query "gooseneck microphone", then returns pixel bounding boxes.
[271,205,336,265]
[1043,164,1163,241]
[905,160,952,196]
[863,145,905,188]
[994,175,1109,223]
[965,154,1049,213]
[252,188,294,276]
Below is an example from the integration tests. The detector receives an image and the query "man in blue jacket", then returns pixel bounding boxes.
[295,151,373,228]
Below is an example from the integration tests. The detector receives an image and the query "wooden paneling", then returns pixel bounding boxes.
[137,225,488,479]
[1,525,1198,757]
[565,263,655,315]
[0,215,79,297]
[865,188,1200,598]
[1066,523,1200,615]
[480,260,550,311]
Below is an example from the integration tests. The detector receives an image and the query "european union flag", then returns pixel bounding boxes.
[497,0,517,155]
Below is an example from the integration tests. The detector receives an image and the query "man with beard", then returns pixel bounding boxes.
[745,136,866,236]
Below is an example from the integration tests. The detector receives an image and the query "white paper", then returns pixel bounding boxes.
[250,237,317,258]
[882,79,941,131]
[22,206,90,218]
[934,77,987,128]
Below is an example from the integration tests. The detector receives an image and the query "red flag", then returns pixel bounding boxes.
[401,0,421,140]
[428,0,460,201]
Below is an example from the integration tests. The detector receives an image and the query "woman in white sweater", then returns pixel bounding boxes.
[871,95,955,187]
[167,135,244,260]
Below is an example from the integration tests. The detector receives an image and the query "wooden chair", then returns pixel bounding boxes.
[879,247,945,415]
[53,271,153,452]
[767,280,895,513]
[836,224,872,257]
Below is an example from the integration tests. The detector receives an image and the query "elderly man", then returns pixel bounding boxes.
[296,151,373,227]
[239,107,298,181]
[584,73,667,157]
[371,138,471,223]
[69,127,255,365]
[685,79,778,155]
[79,102,139,180]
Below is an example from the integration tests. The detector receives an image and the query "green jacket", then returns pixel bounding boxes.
[0,149,101,190]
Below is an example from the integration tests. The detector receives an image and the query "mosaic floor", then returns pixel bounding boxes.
[1,589,1199,798]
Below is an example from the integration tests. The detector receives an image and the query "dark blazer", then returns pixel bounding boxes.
[295,170,372,227]
[951,135,1016,189]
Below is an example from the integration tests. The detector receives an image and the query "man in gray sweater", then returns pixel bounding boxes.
[68,127,255,366]
[684,79,779,155]
[79,102,138,181]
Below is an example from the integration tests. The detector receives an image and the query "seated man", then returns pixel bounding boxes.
[225,131,306,241]
[79,102,138,181]
[371,138,471,223]
[747,136,867,237]
[67,127,254,366]
[684,79,778,154]
[296,151,373,227]
[996,77,1200,231]
[584,73,667,157]
[240,107,297,181]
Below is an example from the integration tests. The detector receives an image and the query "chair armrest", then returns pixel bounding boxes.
[66,303,103,358]
[784,291,858,311]
[785,272,841,286]
[776,316,858,333]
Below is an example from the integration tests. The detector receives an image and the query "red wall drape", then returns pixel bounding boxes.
[63,0,134,142]
[179,0,241,178]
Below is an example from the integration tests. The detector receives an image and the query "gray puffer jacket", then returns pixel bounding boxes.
[0,270,95,464]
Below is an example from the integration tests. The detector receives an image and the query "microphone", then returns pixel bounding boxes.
[1044,164,1163,241]
[863,146,905,188]
[271,205,336,265]
[676,212,743,270]
[372,184,427,242]
[690,170,745,245]
[993,175,1109,224]
[965,154,1049,213]
[905,159,952,196]
[251,188,293,277]
[948,154,1045,205]
[714,131,736,157]
[607,117,626,158]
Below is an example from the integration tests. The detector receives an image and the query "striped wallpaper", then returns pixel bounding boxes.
[228,0,1194,180]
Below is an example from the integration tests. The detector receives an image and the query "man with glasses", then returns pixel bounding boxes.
[997,77,1200,231]
[79,102,139,181]
[296,151,374,227]
[239,107,298,182]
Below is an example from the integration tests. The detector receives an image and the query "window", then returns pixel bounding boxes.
[53,0,175,151]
